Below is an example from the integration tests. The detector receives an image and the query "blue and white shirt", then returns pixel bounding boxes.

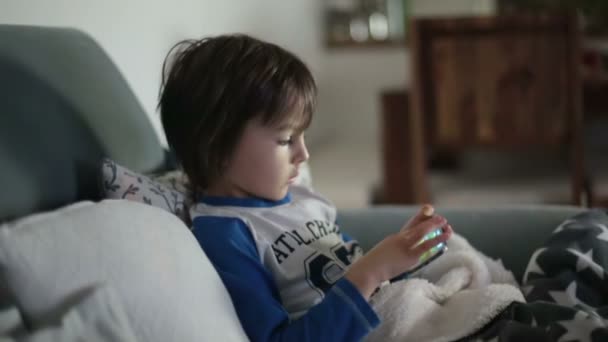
[190,185,380,342]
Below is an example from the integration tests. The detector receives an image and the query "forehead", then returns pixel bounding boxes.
[256,87,308,125]
[275,115,307,131]
[270,104,311,132]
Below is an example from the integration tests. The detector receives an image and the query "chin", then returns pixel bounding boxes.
[273,187,289,200]
[256,190,284,202]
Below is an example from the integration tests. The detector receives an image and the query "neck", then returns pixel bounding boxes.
[204,181,250,198]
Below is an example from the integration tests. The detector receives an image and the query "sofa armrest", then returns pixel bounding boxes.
[337,205,585,283]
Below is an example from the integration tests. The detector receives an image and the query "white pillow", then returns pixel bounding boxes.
[0,200,248,342]
[10,285,137,342]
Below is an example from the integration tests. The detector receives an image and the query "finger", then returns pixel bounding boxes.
[401,204,435,231]
[404,215,447,242]
[412,225,453,255]
[422,205,435,217]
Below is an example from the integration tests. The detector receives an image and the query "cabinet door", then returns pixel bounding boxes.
[430,33,570,147]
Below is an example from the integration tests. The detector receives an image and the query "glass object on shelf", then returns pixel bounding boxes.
[369,11,389,40]
[326,0,357,44]
[327,10,354,43]
[363,0,389,41]
[350,15,370,42]
[324,0,408,46]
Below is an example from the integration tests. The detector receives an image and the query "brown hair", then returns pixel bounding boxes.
[158,34,317,199]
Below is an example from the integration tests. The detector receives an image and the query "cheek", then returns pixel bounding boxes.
[250,152,284,178]
[233,144,284,181]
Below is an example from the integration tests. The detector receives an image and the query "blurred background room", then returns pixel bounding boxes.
[3,0,607,209]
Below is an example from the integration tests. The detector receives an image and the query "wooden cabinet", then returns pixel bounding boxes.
[380,14,589,205]
[428,30,571,147]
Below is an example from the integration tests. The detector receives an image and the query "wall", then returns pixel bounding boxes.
[0,0,328,147]
[1,0,496,150]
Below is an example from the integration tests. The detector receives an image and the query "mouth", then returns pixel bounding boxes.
[288,173,299,184]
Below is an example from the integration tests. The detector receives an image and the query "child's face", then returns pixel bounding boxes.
[207,116,309,200]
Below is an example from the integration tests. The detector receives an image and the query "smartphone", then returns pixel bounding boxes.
[417,228,447,264]
[390,228,447,282]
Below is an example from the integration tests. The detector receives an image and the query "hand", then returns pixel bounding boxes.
[345,204,453,299]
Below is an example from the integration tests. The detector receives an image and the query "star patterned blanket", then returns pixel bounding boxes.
[464,209,608,342]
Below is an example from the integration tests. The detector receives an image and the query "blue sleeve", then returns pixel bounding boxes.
[192,216,379,342]
[336,219,353,243]
[341,232,354,242]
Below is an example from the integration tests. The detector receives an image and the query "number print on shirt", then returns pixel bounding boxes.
[304,242,359,295]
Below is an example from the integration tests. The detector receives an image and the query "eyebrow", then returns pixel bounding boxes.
[271,107,310,132]
[276,122,308,134]
[277,122,295,131]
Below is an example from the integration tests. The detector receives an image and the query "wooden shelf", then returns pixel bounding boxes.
[325,39,406,49]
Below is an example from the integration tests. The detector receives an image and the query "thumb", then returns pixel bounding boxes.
[401,204,435,232]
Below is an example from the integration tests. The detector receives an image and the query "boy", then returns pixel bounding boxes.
[159,34,452,341]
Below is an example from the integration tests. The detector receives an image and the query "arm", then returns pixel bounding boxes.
[192,216,379,342]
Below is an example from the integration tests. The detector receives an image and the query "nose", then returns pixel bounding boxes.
[292,135,309,165]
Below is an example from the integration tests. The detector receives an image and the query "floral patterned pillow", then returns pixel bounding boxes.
[100,159,191,224]
[100,158,314,225]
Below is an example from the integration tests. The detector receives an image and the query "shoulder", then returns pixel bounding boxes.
[191,215,248,234]
[191,215,256,249]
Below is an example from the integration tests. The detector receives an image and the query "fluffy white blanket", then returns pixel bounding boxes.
[365,234,525,342]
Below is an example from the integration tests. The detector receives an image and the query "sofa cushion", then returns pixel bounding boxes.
[0,200,247,342]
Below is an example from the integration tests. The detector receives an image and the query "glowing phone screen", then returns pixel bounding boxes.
[389,228,447,282]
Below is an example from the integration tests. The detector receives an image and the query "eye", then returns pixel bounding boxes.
[277,137,293,146]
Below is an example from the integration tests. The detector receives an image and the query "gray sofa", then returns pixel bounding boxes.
[0,24,586,340]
